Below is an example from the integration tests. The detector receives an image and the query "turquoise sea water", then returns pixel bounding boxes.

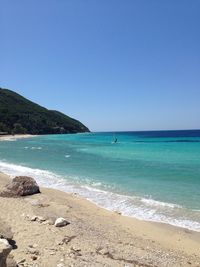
[0,130,200,231]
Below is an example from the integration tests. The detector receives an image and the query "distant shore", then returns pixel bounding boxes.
[0,134,37,141]
[0,172,200,266]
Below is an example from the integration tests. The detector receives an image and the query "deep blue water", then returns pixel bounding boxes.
[0,130,200,231]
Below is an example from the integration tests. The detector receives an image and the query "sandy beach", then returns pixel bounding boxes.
[0,172,200,267]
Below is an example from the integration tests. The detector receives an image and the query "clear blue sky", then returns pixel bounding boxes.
[1,0,200,132]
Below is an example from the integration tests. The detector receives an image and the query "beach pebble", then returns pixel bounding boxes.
[30,216,37,222]
[54,218,70,227]
[71,246,81,252]
[31,255,38,261]
[29,215,46,223]
[37,216,46,223]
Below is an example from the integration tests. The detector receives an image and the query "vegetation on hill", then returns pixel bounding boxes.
[0,88,90,135]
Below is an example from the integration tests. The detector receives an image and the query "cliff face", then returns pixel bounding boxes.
[0,88,90,135]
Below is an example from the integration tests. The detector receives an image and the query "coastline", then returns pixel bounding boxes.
[0,172,200,266]
[1,158,199,233]
[0,132,200,232]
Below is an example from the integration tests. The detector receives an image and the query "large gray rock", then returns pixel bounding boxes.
[0,238,12,267]
[1,176,40,197]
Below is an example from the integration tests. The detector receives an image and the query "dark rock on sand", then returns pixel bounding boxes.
[0,176,40,197]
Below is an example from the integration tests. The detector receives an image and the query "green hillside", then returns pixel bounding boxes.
[0,88,90,134]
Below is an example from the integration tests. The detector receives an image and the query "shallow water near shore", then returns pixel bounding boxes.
[0,130,200,231]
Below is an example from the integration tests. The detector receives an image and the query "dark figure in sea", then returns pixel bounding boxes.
[114,138,118,143]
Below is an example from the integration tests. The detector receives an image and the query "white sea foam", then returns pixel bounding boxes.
[65,155,71,158]
[0,161,59,187]
[141,198,181,208]
[0,160,200,232]
[24,146,42,150]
